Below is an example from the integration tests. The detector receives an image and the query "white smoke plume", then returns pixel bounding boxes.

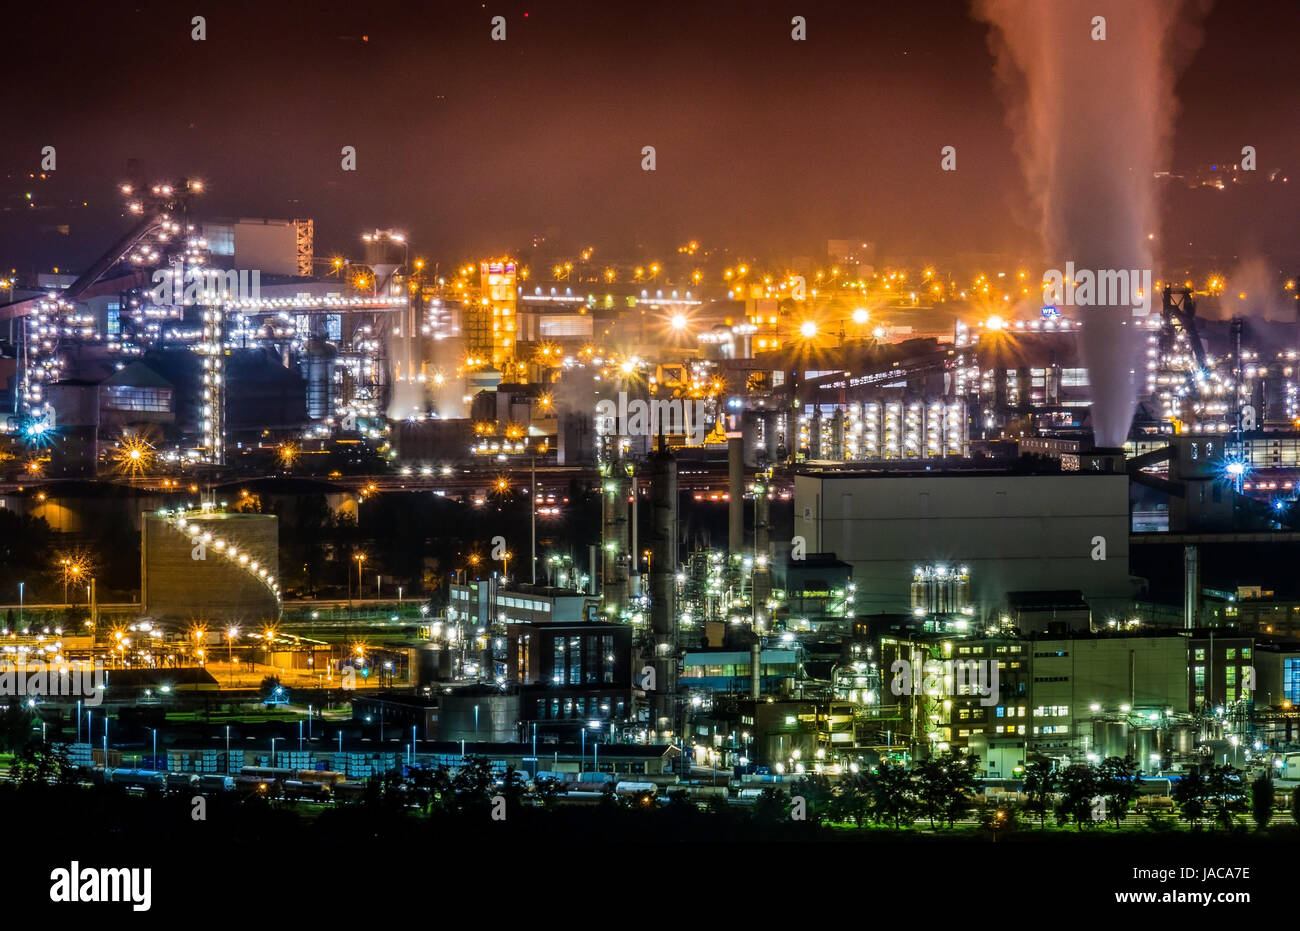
[974,0,1210,447]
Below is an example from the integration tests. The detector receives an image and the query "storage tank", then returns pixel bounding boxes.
[1092,720,1128,760]
[166,772,199,790]
[417,643,454,686]
[142,511,281,622]
[1130,727,1161,771]
[1170,724,1196,755]
[437,691,520,742]
[108,768,167,789]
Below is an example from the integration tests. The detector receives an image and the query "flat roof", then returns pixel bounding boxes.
[683,650,798,665]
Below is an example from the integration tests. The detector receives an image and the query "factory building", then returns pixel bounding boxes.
[680,647,800,695]
[201,217,312,277]
[1027,634,1189,761]
[505,621,638,740]
[872,630,1251,772]
[1187,634,1262,709]
[775,553,854,632]
[449,581,597,627]
[793,470,1137,619]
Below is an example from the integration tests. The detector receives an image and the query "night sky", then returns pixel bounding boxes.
[2,0,1298,272]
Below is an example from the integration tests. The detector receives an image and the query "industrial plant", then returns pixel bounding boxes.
[1,0,1296,916]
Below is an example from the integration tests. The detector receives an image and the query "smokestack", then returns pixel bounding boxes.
[1184,544,1199,629]
[648,440,678,735]
[630,472,639,596]
[763,411,780,464]
[728,436,743,555]
[752,473,772,631]
[750,640,761,700]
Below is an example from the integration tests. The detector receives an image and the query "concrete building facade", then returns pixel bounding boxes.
[793,471,1137,618]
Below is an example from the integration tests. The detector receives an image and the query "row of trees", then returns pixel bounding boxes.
[775,755,1300,832]
[773,752,983,828]
[10,742,1300,836]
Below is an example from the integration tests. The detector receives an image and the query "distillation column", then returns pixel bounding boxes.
[601,454,631,618]
[752,469,772,631]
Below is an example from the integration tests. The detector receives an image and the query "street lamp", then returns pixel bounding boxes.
[354,554,366,607]
[226,626,238,686]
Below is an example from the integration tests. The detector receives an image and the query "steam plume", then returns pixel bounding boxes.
[975,0,1208,446]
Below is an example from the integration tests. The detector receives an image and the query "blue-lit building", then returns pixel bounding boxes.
[680,648,801,695]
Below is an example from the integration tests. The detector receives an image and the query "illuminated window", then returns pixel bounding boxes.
[102,385,171,412]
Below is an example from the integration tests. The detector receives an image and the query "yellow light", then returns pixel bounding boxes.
[986,315,1005,331]
[112,433,155,476]
[851,308,869,325]
[799,321,818,339]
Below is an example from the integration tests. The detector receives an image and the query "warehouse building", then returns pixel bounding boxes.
[793,471,1138,619]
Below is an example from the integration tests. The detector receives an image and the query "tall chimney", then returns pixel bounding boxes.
[728,436,744,555]
[1184,544,1200,629]
[752,471,772,631]
[648,439,679,736]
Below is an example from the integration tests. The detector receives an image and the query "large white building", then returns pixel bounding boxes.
[793,471,1138,618]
